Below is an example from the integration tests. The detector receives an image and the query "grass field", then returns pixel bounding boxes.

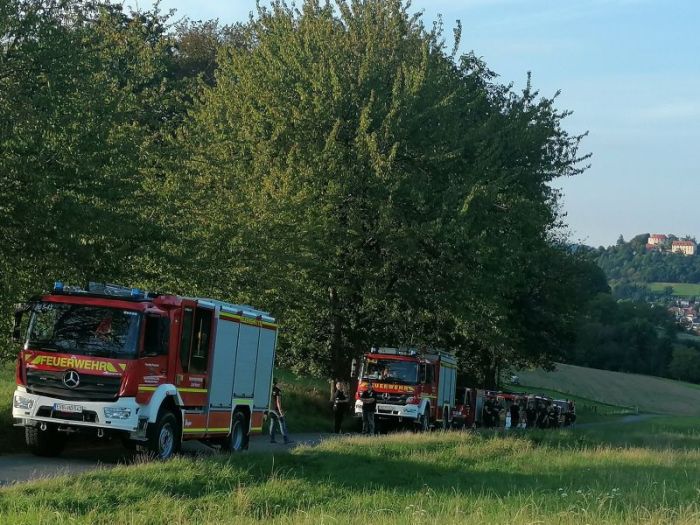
[648,282,700,296]
[516,362,700,415]
[2,418,700,524]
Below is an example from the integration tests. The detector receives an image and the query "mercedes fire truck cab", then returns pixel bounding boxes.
[353,347,457,430]
[11,282,277,459]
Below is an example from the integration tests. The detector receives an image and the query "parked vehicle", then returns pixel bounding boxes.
[11,282,277,458]
[352,347,457,430]
[553,399,576,426]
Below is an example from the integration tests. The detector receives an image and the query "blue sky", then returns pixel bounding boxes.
[138,0,699,247]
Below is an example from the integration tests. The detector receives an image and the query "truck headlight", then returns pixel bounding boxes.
[405,397,420,405]
[104,407,131,420]
[13,395,34,410]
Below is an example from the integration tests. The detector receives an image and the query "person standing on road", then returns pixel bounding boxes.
[509,400,520,429]
[360,381,377,435]
[332,381,349,433]
[269,378,292,444]
[525,401,537,429]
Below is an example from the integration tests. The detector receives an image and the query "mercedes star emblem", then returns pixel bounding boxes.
[63,370,80,389]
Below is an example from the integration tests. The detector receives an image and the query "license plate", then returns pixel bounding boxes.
[54,403,83,414]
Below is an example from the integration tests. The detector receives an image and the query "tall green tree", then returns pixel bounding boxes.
[171,0,587,379]
[0,1,188,359]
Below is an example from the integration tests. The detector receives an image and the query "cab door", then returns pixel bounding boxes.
[133,312,170,402]
[176,303,213,408]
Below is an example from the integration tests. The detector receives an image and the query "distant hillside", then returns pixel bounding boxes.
[594,233,700,285]
[517,362,700,416]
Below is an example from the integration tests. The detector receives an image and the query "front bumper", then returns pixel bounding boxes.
[12,386,142,433]
[354,400,420,420]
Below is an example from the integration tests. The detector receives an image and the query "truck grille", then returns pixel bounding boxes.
[378,393,410,405]
[26,369,122,402]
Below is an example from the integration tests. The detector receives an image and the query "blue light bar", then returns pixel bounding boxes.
[53,281,64,293]
[130,288,142,298]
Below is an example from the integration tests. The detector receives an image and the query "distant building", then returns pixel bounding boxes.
[648,233,667,246]
[672,240,697,256]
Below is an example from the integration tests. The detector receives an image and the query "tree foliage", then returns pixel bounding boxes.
[567,293,677,377]
[2,0,593,385]
[170,0,588,380]
[0,0,191,358]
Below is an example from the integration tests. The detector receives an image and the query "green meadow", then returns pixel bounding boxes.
[2,418,700,524]
[648,282,700,297]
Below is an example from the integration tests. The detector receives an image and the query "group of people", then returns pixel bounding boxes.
[335,379,377,435]
[482,396,576,429]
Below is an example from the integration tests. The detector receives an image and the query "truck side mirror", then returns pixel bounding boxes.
[350,358,358,378]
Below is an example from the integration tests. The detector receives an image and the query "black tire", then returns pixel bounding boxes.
[25,425,66,457]
[221,411,249,452]
[442,405,450,431]
[147,410,180,459]
[416,406,430,432]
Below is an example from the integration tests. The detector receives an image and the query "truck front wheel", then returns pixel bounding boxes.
[416,406,430,432]
[25,425,66,457]
[147,410,181,459]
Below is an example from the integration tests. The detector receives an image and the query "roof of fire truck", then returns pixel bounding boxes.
[43,281,275,323]
[367,346,456,364]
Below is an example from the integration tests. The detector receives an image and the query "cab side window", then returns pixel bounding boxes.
[179,308,194,372]
[189,308,212,374]
[143,315,169,356]
[425,365,434,384]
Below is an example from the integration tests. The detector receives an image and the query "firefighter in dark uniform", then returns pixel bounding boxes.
[536,400,548,429]
[360,381,377,435]
[525,401,537,428]
[269,378,292,444]
[483,397,496,428]
[509,400,521,429]
[332,381,348,433]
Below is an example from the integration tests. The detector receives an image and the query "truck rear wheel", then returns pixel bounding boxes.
[147,410,180,460]
[222,411,249,452]
[442,405,450,431]
[25,425,66,457]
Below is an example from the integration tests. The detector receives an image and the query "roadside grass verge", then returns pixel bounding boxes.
[529,416,700,451]
[0,361,23,454]
[3,422,700,524]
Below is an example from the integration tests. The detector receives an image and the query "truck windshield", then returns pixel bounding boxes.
[26,302,142,359]
[362,358,418,385]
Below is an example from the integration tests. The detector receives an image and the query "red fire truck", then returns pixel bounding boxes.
[11,282,277,459]
[353,347,457,430]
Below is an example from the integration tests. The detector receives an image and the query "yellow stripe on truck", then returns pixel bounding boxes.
[182,427,229,433]
[137,385,207,393]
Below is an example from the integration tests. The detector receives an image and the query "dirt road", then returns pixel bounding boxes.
[0,432,330,487]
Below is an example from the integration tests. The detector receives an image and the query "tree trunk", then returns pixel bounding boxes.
[329,286,346,380]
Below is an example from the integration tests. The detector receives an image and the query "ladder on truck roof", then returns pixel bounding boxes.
[193,298,276,324]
